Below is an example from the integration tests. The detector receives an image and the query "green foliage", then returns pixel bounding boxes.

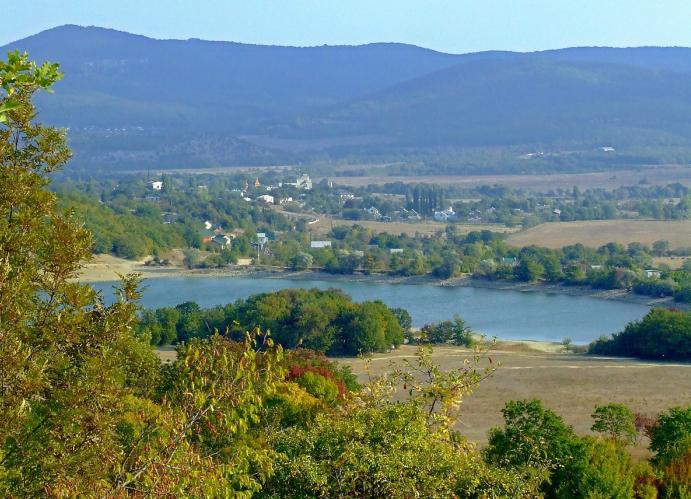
[264,403,536,498]
[264,346,535,498]
[591,403,637,445]
[486,400,637,498]
[294,371,339,404]
[137,288,405,354]
[574,437,636,499]
[290,251,313,270]
[589,308,691,360]
[420,315,474,346]
[57,191,186,258]
[649,406,691,465]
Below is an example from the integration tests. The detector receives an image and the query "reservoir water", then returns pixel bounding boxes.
[91,276,650,344]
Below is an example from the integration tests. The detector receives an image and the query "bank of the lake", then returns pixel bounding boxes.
[79,257,680,309]
[91,273,651,344]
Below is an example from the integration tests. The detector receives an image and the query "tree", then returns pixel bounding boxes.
[0,51,162,495]
[392,307,413,340]
[452,315,474,346]
[182,247,201,268]
[485,400,582,495]
[515,258,544,282]
[433,252,460,279]
[649,405,691,465]
[591,403,637,445]
[652,239,671,256]
[290,251,313,270]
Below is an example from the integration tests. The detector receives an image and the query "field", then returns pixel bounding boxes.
[339,344,691,450]
[308,217,515,237]
[507,220,691,250]
[323,166,691,191]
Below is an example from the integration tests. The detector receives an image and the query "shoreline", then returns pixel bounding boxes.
[77,256,685,309]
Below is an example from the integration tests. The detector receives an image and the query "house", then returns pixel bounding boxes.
[256,233,269,248]
[149,180,163,191]
[434,207,458,222]
[257,194,275,204]
[310,240,332,249]
[389,248,404,254]
[366,206,382,219]
[553,208,562,216]
[211,234,232,250]
[645,269,662,279]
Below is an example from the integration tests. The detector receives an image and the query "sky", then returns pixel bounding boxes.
[5,0,691,53]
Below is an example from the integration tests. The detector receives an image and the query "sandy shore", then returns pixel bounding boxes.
[77,254,685,309]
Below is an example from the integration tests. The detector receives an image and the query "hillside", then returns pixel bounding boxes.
[282,58,691,148]
[5,25,691,171]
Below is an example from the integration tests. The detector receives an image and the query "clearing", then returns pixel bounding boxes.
[507,220,691,250]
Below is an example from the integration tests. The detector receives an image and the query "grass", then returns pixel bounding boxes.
[507,220,691,250]
[338,344,691,452]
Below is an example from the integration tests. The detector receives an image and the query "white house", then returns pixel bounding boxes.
[257,194,275,204]
[366,206,382,219]
[310,240,332,249]
[149,180,163,191]
[645,269,662,279]
[256,233,269,248]
[434,207,457,222]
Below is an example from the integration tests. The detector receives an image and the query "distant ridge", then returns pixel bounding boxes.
[4,25,691,171]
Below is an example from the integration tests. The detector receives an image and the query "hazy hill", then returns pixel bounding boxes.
[284,58,691,148]
[4,25,691,171]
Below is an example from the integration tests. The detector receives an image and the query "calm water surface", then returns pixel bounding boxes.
[92,277,649,344]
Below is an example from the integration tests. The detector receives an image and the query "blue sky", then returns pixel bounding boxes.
[6,0,691,52]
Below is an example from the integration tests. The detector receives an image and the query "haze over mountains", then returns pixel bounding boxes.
[4,24,691,172]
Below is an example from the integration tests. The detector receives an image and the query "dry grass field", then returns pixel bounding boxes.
[324,166,691,191]
[339,345,691,450]
[507,220,691,250]
[309,218,515,237]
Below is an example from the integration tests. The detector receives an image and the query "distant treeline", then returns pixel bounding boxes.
[137,288,405,355]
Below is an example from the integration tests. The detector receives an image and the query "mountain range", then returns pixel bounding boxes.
[4,25,691,172]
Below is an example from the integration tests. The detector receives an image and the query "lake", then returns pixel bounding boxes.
[91,276,650,344]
